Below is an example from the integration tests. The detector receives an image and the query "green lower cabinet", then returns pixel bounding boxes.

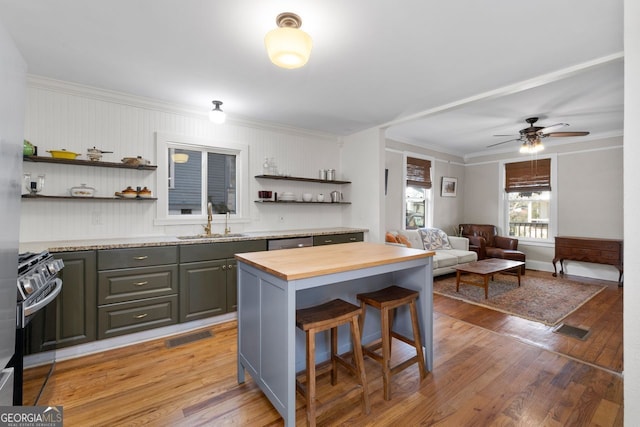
[98,295,178,339]
[179,259,229,322]
[313,232,364,246]
[26,250,97,354]
[226,259,238,312]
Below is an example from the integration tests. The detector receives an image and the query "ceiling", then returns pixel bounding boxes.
[0,1,624,159]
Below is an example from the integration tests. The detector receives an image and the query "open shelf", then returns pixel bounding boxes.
[23,155,157,170]
[254,200,350,205]
[22,194,157,201]
[255,174,350,184]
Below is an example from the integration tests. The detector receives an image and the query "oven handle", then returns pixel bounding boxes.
[23,278,63,317]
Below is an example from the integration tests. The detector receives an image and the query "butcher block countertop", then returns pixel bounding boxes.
[235,241,434,281]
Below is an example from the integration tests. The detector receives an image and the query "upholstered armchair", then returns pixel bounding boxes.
[459,224,526,274]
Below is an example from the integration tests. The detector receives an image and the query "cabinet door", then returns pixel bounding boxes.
[26,251,97,353]
[179,260,227,322]
[226,258,237,312]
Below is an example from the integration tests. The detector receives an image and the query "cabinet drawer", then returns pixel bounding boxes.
[98,246,178,270]
[98,295,178,339]
[98,265,178,305]
[180,240,266,263]
[313,232,363,246]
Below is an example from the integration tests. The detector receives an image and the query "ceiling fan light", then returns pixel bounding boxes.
[172,153,189,163]
[265,13,312,69]
[209,100,226,124]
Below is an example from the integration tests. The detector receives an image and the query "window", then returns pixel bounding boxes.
[155,133,248,224]
[502,157,556,242]
[405,156,432,230]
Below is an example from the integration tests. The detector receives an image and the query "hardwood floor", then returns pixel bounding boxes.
[27,270,623,426]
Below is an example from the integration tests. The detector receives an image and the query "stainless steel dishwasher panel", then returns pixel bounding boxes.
[267,237,313,250]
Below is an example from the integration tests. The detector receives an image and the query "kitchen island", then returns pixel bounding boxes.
[236,242,434,426]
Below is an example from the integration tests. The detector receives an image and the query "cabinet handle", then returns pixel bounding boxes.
[222,265,227,270]
[133,256,148,260]
[228,264,233,269]
[134,313,148,319]
[133,281,148,286]
[324,239,333,243]
[349,237,356,241]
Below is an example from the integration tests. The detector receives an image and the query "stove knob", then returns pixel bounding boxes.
[22,278,34,294]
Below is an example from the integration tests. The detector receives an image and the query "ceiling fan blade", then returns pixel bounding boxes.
[538,123,568,135]
[487,138,521,148]
[492,134,518,137]
[546,131,590,137]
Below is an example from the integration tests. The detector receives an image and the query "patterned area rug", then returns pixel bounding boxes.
[434,274,606,326]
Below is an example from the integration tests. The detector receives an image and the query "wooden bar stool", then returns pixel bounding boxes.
[357,285,428,400]
[296,299,370,427]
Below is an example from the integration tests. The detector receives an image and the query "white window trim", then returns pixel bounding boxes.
[154,132,249,226]
[403,152,435,230]
[498,153,557,246]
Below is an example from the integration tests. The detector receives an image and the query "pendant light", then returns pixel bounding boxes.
[265,12,313,69]
[209,100,226,124]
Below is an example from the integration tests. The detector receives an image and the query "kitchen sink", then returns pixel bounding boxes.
[177,233,246,240]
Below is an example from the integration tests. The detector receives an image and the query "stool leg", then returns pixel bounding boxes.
[350,315,371,414]
[330,326,338,386]
[306,328,317,427]
[388,307,395,355]
[409,300,428,380]
[380,307,392,401]
[358,300,367,339]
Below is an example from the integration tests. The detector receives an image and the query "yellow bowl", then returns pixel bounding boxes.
[47,149,80,159]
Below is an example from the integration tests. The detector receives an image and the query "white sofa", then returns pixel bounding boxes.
[387,229,477,276]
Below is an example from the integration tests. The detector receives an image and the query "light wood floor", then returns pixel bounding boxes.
[27,270,623,426]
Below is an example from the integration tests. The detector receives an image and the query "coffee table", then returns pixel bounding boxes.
[455,259,525,299]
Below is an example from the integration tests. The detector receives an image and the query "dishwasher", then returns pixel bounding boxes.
[267,236,314,250]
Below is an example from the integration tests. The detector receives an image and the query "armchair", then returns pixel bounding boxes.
[459,224,526,274]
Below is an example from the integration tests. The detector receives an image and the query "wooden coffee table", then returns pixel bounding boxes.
[455,259,525,299]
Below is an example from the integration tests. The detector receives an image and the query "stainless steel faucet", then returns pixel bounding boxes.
[224,211,231,235]
[203,202,213,236]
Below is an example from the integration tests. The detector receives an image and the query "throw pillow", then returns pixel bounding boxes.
[385,232,399,243]
[396,234,411,248]
[418,228,452,250]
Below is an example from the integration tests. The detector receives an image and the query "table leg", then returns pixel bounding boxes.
[456,270,461,292]
[516,267,521,287]
[483,275,489,299]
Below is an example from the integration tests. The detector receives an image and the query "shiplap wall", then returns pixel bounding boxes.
[20,78,347,242]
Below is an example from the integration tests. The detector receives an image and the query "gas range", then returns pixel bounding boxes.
[16,251,63,328]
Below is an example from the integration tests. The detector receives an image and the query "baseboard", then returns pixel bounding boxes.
[24,312,237,368]
[526,259,621,282]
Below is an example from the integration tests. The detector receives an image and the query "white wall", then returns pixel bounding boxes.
[20,78,354,242]
[341,127,384,242]
[624,0,640,421]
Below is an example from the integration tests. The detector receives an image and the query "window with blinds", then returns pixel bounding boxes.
[505,158,551,193]
[406,157,432,189]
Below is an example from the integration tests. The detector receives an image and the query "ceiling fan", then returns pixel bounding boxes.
[487,117,590,153]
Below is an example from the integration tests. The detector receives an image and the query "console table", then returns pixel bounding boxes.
[552,236,623,285]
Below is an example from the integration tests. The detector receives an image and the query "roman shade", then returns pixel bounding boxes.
[505,158,551,193]
[407,157,432,189]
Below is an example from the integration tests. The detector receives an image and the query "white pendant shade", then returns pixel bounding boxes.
[265,13,312,69]
[209,100,226,124]
[265,27,312,69]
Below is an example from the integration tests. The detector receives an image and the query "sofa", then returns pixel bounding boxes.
[459,224,526,274]
[386,228,477,276]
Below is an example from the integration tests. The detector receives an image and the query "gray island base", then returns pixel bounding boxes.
[236,242,434,426]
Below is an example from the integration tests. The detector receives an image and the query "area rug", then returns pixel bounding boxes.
[433,274,606,326]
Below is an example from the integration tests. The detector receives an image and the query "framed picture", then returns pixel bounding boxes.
[441,176,457,197]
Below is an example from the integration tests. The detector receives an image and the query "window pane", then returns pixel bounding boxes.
[406,186,425,229]
[168,149,202,215]
[207,152,236,214]
[508,191,549,239]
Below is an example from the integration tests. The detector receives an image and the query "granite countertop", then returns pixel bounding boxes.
[19,227,368,253]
